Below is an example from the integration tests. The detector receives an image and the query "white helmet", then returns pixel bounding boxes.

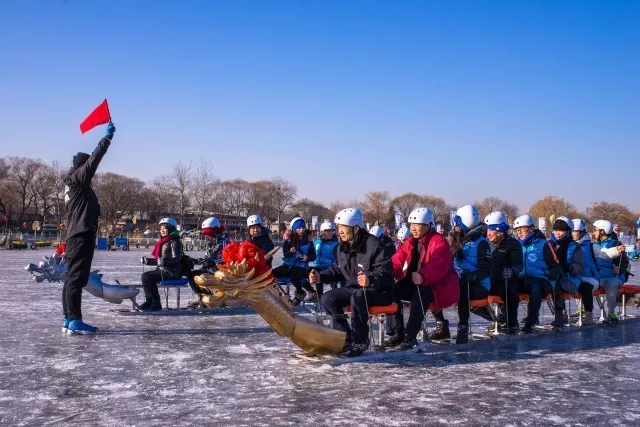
[369,225,384,238]
[554,216,573,231]
[201,217,220,229]
[485,211,509,232]
[454,205,480,230]
[334,208,364,228]
[513,215,535,229]
[320,221,335,231]
[593,219,613,235]
[396,226,411,241]
[159,217,178,229]
[247,215,262,227]
[408,208,434,226]
[572,219,586,232]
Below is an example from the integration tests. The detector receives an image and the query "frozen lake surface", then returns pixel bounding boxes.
[1,248,639,426]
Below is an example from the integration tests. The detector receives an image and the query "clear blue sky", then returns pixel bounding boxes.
[2,1,639,212]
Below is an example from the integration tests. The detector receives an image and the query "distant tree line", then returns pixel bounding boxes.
[0,156,638,233]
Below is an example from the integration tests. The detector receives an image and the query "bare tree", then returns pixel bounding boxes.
[7,157,43,224]
[475,196,519,223]
[190,160,219,227]
[588,201,635,229]
[390,192,422,222]
[527,196,578,224]
[220,179,250,218]
[245,180,273,219]
[94,172,145,232]
[0,157,17,219]
[169,161,193,229]
[362,191,392,225]
[419,194,454,227]
[49,161,69,225]
[31,163,58,225]
[266,177,297,227]
[290,198,333,227]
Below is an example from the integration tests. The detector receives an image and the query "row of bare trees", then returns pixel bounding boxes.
[1,156,638,232]
[0,157,68,226]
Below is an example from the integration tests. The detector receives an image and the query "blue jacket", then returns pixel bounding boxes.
[282,234,317,269]
[519,230,561,289]
[550,235,583,290]
[576,235,599,281]
[312,237,338,269]
[595,237,620,279]
[454,225,492,291]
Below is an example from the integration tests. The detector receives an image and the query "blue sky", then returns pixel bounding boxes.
[2,0,639,211]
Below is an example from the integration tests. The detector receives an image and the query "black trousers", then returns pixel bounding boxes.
[520,277,553,327]
[321,287,393,344]
[62,231,96,321]
[186,268,212,295]
[272,265,313,293]
[457,278,489,325]
[141,270,164,300]
[390,281,435,339]
[578,282,594,312]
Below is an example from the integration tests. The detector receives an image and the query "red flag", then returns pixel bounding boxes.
[79,99,111,134]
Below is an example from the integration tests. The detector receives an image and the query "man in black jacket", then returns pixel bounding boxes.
[309,208,394,357]
[62,122,115,334]
[484,211,523,335]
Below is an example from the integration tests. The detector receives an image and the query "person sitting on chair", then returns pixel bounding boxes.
[139,218,183,311]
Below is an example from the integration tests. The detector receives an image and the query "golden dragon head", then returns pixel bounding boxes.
[193,257,276,308]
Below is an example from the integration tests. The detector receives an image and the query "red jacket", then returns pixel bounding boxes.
[391,229,459,310]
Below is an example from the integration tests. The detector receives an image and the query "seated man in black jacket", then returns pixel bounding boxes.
[309,208,394,357]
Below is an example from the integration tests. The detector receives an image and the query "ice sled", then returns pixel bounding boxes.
[24,255,139,304]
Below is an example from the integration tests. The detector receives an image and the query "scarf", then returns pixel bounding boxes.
[151,232,179,258]
[551,233,572,272]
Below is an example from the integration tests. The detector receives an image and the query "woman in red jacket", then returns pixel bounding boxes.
[388,207,460,350]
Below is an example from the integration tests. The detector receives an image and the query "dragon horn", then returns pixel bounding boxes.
[248,269,274,285]
[245,268,256,280]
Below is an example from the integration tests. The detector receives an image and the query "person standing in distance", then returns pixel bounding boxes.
[62,122,115,335]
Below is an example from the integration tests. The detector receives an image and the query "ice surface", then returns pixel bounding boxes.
[0,249,639,426]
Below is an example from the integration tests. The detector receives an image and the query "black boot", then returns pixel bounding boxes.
[455,324,469,344]
[385,332,406,347]
[144,298,162,312]
[138,298,152,310]
[429,320,450,341]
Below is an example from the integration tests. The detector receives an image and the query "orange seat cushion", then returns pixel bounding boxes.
[345,303,399,315]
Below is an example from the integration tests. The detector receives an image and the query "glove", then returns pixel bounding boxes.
[462,271,477,283]
[502,267,513,279]
[105,122,116,139]
[141,256,147,265]
[197,258,205,264]
[546,271,561,281]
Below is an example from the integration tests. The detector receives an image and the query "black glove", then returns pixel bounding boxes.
[141,256,157,266]
[546,272,560,281]
[461,271,477,283]
[502,267,513,279]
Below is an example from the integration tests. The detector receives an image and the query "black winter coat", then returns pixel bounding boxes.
[64,138,111,238]
[319,230,394,291]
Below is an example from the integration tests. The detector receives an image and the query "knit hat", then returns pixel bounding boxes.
[552,219,571,232]
[73,152,90,170]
